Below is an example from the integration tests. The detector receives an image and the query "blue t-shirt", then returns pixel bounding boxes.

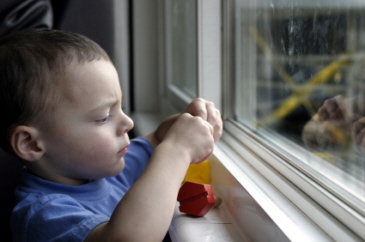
[11,137,154,242]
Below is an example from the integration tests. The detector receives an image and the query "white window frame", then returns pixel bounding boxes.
[161,0,198,113]
[221,0,365,240]
[160,0,222,113]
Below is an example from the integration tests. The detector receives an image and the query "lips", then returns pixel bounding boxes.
[117,144,129,156]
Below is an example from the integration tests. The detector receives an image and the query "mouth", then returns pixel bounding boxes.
[117,144,130,156]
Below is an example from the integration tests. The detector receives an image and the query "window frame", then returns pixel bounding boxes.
[161,0,222,112]
[162,0,198,112]
[222,0,365,240]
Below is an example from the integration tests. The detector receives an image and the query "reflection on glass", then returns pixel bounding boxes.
[234,0,365,210]
[167,0,197,98]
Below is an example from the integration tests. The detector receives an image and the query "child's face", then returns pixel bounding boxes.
[37,60,134,185]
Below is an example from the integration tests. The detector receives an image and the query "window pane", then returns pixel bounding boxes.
[234,0,365,210]
[166,0,198,98]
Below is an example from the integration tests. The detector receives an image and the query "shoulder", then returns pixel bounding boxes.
[11,193,109,242]
[12,193,90,226]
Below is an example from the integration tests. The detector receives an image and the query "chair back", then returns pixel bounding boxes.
[0,149,23,242]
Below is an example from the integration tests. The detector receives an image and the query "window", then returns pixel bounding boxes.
[224,0,365,239]
[155,0,365,240]
[164,0,198,110]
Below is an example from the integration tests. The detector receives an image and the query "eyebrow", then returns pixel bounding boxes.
[88,98,120,114]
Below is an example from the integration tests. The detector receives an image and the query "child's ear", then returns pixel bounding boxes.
[10,125,45,162]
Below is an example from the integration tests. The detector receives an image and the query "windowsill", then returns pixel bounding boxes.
[132,112,244,241]
[132,112,360,241]
[169,203,244,241]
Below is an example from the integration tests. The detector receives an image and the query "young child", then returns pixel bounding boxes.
[0,28,222,241]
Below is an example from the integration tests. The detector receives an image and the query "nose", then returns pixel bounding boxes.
[116,110,134,136]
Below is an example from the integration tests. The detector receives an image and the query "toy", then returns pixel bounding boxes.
[177,181,219,217]
[183,160,211,184]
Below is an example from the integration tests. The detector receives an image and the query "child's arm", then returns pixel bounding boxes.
[85,99,221,242]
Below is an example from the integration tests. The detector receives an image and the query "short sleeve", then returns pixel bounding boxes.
[120,137,154,185]
[11,194,109,242]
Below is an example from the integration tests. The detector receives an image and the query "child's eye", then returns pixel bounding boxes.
[96,114,111,124]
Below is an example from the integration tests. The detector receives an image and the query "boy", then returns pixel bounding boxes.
[0,28,222,241]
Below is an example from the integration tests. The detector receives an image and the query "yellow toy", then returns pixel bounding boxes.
[183,160,211,184]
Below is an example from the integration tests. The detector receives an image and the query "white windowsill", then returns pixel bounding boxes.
[132,112,361,242]
[169,203,244,242]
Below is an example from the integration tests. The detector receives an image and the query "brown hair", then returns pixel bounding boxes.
[0,28,111,154]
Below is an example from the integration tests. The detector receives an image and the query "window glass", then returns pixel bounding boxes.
[165,0,198,99]
[233,0,365,211]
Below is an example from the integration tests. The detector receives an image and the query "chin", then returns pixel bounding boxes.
[112,157,126,176]
[99,157,126,179]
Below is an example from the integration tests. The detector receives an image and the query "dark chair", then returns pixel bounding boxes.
[0,149,23,242]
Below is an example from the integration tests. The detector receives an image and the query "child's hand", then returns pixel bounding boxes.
[162,112,215,164]
[153,98,222,145]
[183,98,222,142]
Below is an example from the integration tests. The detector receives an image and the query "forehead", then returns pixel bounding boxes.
[60,60,121,105]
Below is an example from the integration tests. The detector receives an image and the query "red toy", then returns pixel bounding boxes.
[177,181,216,217]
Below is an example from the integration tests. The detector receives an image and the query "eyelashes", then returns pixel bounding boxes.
[95,106,125,124]
[96,114,112,123]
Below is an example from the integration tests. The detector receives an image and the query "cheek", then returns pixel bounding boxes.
[83,136,116,160]
[49,123,118,162]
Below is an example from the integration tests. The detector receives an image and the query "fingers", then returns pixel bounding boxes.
[204,117,214,137]
[175,113,215,164]
[194,118,214,164]
[205,102,223,142]
[185,98,208,120]
[212,110,223,142]
[205,101,216,124]
[191,114,215,140]
[185,98,223,142]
